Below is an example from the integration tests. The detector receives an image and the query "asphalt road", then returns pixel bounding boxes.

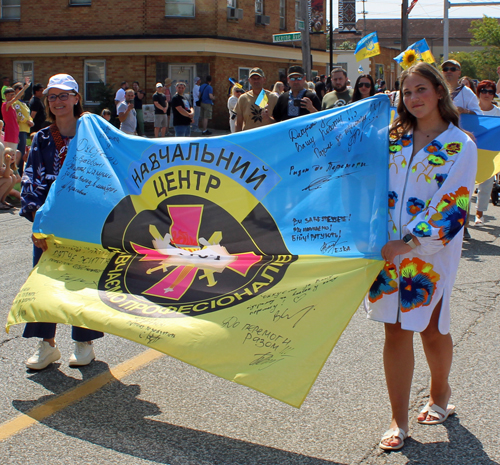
[1,193,499,465]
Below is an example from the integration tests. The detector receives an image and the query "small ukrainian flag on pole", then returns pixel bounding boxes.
[354,32,381,62]
[394,39,436,69]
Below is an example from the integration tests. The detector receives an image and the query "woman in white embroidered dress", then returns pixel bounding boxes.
[364,62,477,450]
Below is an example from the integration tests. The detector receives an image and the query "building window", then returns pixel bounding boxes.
[279,0,285,29]
[295,0,301,19]
[166,0,195,17]
[13,61,33,83]
[238,68,251,91]
[84,60,106,105]
[333,62,348,73]
[227,0,236,7]
[255,0,263,14]
[1,0,21,19]
[69,0,91,5]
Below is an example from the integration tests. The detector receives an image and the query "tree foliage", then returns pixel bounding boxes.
[469,16,500,81]
[445,16,500,81]
[337,41,356,50]
[470,15,500,47]
[449,52,477,80]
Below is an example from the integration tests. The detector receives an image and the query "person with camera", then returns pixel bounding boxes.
[272,66,320,122]
[234,68,277,131]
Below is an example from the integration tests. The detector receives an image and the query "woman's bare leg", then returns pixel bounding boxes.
[381,322,414,447]
[418,299,453,421]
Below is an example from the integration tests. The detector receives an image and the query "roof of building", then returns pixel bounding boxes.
[333,17,498,47]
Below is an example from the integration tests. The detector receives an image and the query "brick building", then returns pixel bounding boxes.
[0,0,331,129]
[333,18,497,58]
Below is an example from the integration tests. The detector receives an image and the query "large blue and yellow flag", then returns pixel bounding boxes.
[461,113,500,184]
[354,32,381,62]
[394,39,435,69]
[7,96,390,407]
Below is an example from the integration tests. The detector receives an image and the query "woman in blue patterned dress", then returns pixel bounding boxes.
[364,63,477,450]
[20,74,103,370]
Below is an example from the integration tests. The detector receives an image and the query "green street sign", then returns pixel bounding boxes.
[272,32,302,43]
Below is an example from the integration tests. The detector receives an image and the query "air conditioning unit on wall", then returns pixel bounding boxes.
[227,7,244,19]
[255,15,270,25]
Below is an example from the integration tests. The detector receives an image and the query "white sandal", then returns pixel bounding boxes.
[418,402,456,425]
[379,427,408,451]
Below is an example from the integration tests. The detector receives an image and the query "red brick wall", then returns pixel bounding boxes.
[0,0,326,49]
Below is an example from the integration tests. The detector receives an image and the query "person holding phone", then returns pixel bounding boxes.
[272,66,320,122]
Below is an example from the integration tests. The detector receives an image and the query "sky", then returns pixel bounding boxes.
[333,0,500,22]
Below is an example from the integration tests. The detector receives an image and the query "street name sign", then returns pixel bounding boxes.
[272,32,302,43]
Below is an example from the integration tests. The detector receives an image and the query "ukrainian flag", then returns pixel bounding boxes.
[354,32,381,62]
[413,39,435,64]
[254,89,269,108]
[462,114,500,184]
[394,39,435,69]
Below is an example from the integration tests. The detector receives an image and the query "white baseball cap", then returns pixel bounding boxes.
[43,74,79,94]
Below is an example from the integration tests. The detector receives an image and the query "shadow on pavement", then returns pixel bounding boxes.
[13,363,346,465]
[461,221,500,262]
[397,416,499,465]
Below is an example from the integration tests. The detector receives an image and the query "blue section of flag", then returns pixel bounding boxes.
[33,96,391,259]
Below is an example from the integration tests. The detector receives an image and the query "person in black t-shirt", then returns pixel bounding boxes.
[152,83,168,137]
[315,75,326,102]
[171,82,194,137]
[132,81,145,136]
[29,83,47,134]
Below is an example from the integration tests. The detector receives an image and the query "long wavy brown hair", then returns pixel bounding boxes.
[391,62,459,138]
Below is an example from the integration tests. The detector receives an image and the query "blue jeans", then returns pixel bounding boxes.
[174,125,191,137]
[22,244,104,341]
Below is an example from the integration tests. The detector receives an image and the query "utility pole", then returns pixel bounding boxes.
[443,2,500,61]
[301,0,312,79]
[443,0,449,60]
[329,0,333,73]
[401,0,409,51]
[361,0,367,34]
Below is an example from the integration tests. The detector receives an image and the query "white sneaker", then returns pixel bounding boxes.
[69,342,96,367]
[25,341,61,370]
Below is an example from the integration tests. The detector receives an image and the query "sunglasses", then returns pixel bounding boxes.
[357,82,371,88]
[479,88,495,95]
[289,76,304,81]
[47,92,77,102]
[442,67,459,72]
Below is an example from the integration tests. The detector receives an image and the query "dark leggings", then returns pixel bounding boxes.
[22,244,104,342]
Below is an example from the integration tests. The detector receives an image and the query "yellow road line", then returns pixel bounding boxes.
[0,348,164,441]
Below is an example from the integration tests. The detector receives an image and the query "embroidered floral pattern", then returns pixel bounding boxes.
[399,258,440,312]
[401,134,412,147]
[406,197,426,216]
[411,139,457,183]
[443,142,462,156]
[424,140,443,154]
[389,136,407,171]
[368,262,398,303]
[434,173,448,188]
[429,186,470,245]
[427,152,448,166]
[388,191,398,209]
[413,221,432,237]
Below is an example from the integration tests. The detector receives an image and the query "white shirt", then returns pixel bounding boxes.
[115,88,126,108]
[193,84,200,102]
[452,85,482,115]
[482,104,500,117]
